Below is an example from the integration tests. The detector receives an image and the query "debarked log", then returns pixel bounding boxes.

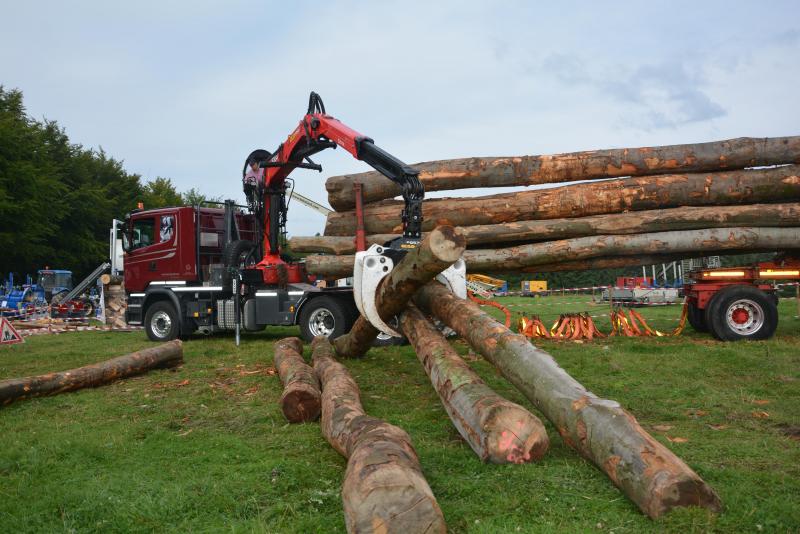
[274,337,321,422]
[332,225,465,358]
[325,136,800,210]
[293,203,800,254]
[399,304,549,463]
[461,227,800,272]
[0,340,184,407]
[324,165,800,235]
[414,283,722,518]
[312,336,446,534]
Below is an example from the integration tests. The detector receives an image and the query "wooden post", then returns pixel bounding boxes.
[333,225,465,358]
[414,283,721,518]
[274,337,321,423]
[312,336,447,533]
[399,304,549,463]
[0,341,183,407]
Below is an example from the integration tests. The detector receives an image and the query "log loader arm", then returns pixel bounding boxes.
[243,92,424,272]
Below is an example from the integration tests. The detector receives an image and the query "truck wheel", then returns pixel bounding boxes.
[687,302,707,332]
[298,296,350,342]
[706,285,778,341]
[221,240,256,287]
[145,301,180,342]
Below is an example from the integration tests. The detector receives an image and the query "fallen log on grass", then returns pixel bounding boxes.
[312,336,446,534]
[332,225,465,358]
[399,304,549,463]
[461,227,800,272]
[0,340,183,407]
[326,136,800,210]
[274,337,321,422]
[414,283,721,518]
[324,165,800,235]
[292,202,800,254]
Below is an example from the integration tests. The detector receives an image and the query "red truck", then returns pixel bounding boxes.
[123,93,424,344]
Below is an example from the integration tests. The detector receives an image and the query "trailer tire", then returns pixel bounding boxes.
[706,285,778,341]
[298,296,350,342]
[145,301,181,342]
[687,302,708,332]
[221,240,256,287]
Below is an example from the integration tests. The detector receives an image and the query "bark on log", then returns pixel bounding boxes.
[274,337,321,423]
[312,336,446,534]
[306,227,800,277]
[399,304,549,463]
[461,227,800,272]
[332,225,465,358]
[324,165,800,235]
[414,283,721,518]
[294,202,800,254]
[326,136,800,210]
[0,340,183,407]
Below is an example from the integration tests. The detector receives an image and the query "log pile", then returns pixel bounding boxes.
[295,136,800,276]
[102,275,128,328]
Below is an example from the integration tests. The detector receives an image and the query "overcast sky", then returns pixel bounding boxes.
[2,1,798,236]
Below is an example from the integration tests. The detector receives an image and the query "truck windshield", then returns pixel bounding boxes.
[132,218,156,249]
[38,272,73,291]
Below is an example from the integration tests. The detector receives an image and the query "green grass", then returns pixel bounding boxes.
[1,296,798,533]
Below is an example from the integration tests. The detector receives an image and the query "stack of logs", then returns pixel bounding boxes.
[273,226,722,532]
[291,136,800,277]
[100,274,127,328]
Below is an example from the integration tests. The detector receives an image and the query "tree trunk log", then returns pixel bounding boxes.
[332,225,465,358]
[326,136,800,210]
[274,337,321,423]
[294,202,800,254]
[461,227,800,272]
[0,340,183,407]
[399,304,549,463]
[306,227,800,277]
[312,336,447,534]
[324,165,800,235]
[414,283,721,518]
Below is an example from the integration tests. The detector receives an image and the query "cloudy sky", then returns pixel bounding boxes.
[2,1,798,236]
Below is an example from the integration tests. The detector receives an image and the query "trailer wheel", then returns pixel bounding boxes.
[298,296,350,342]
[145,301,180,342]
[687,302,708,332]
[706,285,778,341]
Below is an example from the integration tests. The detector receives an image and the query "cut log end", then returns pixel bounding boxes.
[274,336,321,423]
[280,384,322,423]
[482,403,550,464]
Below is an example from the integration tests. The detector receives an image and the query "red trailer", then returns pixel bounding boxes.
[683,257,799,341]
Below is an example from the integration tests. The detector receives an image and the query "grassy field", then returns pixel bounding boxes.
[1,295,798,533]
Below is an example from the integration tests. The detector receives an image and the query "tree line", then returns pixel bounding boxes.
[0,87,219,280]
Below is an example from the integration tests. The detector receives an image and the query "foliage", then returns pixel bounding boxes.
[0,87,217,280]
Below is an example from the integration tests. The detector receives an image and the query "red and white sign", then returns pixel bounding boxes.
[0,317,24,345]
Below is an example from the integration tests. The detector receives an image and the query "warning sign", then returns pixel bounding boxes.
[0,317,24,345]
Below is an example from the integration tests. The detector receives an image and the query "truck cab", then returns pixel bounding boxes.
[122,203,359,343]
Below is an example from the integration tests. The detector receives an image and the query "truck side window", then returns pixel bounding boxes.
[132,218,155,249]
[160,215,175,242]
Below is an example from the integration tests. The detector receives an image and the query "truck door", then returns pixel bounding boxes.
[125,211,183,289]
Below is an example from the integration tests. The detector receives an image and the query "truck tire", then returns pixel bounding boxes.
[298,296,351,342]
[687,302,708,332]
[706,285,778,341]
[145,301,181,342]
[221,240,256,287]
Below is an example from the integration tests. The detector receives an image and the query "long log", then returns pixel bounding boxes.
[274,337,321,423]
[326,136,800,210]
[332,225,465,358]
[293,202,800,254]
[399,304,549,463]
[312,336,446,534]
[324,165,800,235]
[461,227,800,272]
[305,227,800,278]
[0,340,183,407]
[414,283,722,518]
